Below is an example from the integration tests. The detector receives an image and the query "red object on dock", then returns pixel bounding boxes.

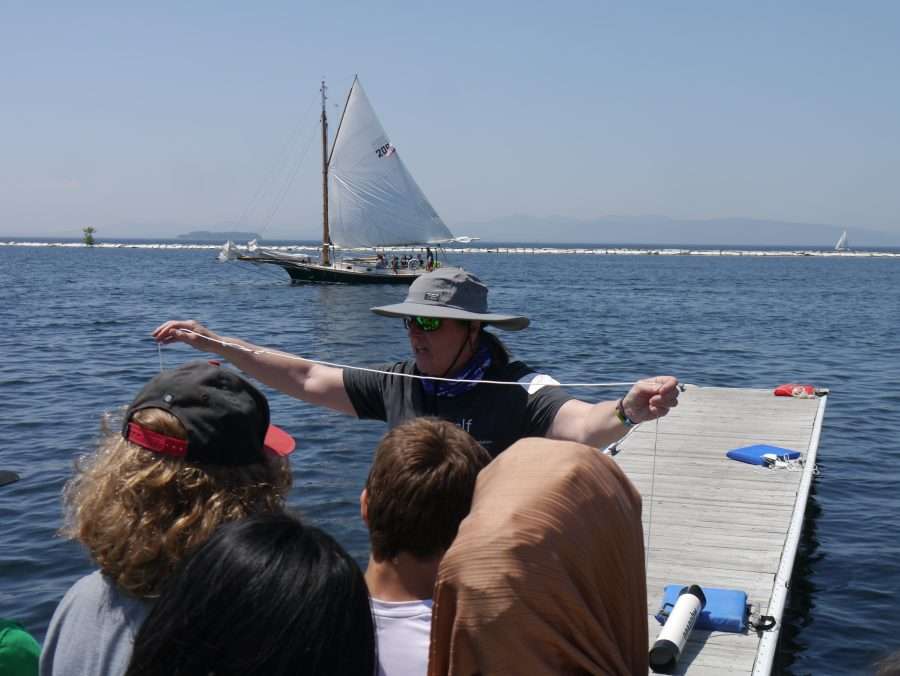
[773,384,828,398]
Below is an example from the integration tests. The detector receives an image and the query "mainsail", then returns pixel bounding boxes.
[327,78,454,248]
[835,230,848,251]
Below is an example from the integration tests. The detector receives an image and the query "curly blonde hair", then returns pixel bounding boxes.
[62,408,292,598]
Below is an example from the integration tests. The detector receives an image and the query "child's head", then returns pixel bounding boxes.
[363,417,491,561]
[63,361,295,597]
[125,512,375,676]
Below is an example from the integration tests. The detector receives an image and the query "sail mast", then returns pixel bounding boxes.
[320,80,330,266]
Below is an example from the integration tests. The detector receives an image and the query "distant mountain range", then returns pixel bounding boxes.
[454,215,900,247]
[177,230,261,241]
[34,216,895,247]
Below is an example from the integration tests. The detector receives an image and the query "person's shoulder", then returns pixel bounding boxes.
[42,572,149,676]
[493,361,570,398]
[491,360,534,381]
[386,360,416,373]
[59,571,147,615]
[365,360,416,377]
[60,570,109,602]
[345,360,414,382]
[50,571,112,624]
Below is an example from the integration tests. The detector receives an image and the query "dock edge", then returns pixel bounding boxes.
[751,394,828,675]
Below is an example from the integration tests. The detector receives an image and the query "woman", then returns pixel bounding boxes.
[40,361,295,676]
[153,268,679,456]
[125,513,375,676]
[428,437,648,675]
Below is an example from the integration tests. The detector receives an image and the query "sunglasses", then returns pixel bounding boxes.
[403,316,443,332]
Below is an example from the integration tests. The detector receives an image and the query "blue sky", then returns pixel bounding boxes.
[2,1,899,240]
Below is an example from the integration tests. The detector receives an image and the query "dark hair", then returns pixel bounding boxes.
[480,328,511,366]
[125,513,375,676]
[366,417,491,560]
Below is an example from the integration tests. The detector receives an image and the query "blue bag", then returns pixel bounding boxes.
[656,585,748,633]
[726,444,801,466]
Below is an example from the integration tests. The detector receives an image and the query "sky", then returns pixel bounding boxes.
[2,1,899,241]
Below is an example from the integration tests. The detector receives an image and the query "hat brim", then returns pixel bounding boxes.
[371,302,530,331]
[264,424,296,457]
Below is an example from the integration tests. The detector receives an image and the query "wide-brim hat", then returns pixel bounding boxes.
[371,267,529,331]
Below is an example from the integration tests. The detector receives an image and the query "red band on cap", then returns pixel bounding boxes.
[126,422,188,457]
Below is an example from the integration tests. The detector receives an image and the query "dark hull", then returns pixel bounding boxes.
[241,256,421,285]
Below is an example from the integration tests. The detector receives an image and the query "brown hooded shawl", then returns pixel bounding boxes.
[429,437,647,675]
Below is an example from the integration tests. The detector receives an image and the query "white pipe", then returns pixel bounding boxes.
[650,585,706,673]
[752,395,827,675]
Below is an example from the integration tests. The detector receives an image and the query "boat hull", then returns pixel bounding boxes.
[241,256,423,285]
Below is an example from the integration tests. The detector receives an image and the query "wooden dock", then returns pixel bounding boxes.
[611,385,826,675]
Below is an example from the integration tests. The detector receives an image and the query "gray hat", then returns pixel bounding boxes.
[371,267,530,331]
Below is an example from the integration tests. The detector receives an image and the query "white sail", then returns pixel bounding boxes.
[327,78,454,248]
[217,240,239,262]
[835,230,848,251]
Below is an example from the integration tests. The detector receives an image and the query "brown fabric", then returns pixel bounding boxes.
[429,438,647,676]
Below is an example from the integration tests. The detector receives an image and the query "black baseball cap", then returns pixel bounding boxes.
[121,361,295,466]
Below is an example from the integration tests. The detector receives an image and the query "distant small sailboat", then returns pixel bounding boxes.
[218,240,239,262]
[834,230,849,251]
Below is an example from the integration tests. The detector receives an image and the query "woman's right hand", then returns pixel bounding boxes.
[152,320,222,352]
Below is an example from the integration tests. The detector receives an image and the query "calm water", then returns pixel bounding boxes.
[2,244,899,674]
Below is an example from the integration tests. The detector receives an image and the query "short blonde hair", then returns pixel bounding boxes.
[62,408,292,597]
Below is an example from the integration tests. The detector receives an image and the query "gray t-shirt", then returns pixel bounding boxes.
[344,359,573,456]
[40,570,150,676]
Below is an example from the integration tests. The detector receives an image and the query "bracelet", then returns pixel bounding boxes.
[615,398,637,428]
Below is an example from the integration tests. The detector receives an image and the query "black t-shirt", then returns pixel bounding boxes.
[343,359,574,457]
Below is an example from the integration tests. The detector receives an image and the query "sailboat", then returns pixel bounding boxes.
[236,77,464,284]
[834,230,849,252]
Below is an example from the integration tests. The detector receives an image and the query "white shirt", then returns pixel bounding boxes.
[371,597,433,676]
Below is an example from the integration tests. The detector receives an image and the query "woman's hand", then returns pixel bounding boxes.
[152,320,222,352]
[621,376,680,423]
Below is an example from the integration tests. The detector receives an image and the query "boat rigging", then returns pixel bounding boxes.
[229,76,472,284]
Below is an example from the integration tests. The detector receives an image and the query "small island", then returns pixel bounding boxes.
[178,231,262,241]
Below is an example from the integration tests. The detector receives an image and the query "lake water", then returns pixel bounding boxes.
[2,242,899,674]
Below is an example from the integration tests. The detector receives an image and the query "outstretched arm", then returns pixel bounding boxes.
[152,320,356,416]
[547,376,680,448]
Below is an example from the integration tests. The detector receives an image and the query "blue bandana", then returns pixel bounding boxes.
[421,344,492,398]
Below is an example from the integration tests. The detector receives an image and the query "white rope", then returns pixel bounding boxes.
[645,416,660,567]
[174,330,637,389]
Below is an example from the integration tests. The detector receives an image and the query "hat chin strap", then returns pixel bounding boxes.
[440,323,477,379]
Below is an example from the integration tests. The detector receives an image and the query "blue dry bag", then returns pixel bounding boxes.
[656,585,748,633]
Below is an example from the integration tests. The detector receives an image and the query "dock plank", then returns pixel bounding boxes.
[611,385,823,675]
